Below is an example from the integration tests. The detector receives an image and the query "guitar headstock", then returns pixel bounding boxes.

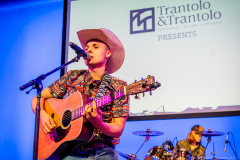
[126,75,161,96]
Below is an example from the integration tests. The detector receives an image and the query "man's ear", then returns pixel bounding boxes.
[106,50,111,59]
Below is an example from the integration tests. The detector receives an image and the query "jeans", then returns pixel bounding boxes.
[62,145,118,160]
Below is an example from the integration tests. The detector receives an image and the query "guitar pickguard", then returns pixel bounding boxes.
[52,125,71,142]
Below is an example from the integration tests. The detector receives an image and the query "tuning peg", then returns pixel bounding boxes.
[150,82,161,88]
[156,82,161,87]
[142,80,147,88]
[134,94,140,99]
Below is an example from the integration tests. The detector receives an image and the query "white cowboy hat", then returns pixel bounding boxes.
[77,28,125,74]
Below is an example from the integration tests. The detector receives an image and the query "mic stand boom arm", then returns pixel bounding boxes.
[20,55,80,91]
[19,55,81,160]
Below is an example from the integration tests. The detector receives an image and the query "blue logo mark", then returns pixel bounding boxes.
[130,7,155,34]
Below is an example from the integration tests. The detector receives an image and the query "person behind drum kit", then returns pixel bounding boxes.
[172,125,206,159]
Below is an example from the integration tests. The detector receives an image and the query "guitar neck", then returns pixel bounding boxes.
[71,87,126,120]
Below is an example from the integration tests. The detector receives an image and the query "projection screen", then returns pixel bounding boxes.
[63,0,240,120]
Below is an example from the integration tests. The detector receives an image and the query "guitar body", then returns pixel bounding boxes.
[38,92,94,160]
[36,75,160,160]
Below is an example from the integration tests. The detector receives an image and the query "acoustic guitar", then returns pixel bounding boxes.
[37,76,160,160]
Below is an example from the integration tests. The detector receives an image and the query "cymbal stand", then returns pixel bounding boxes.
[134,135,150,158]
[211,142,215,160]
[203,135,212,159]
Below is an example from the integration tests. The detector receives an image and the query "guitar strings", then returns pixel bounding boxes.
[57,88,125,125]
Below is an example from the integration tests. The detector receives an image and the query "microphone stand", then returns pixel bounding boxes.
[20,55,81,160]
[226,140,239,160]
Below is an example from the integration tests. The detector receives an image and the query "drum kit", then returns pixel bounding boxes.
[118,129,225,160]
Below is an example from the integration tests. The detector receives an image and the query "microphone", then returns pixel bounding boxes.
[68,42,90,60]
[224,132,229,152]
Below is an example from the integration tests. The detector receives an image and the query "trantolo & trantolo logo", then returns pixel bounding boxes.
[130,0,222,34]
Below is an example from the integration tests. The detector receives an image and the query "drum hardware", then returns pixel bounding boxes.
[147,146,166,160]
[117,151,139,160]
[202,130,225,160]
[144,139,174,160]
[211,142,216,160]
[124,129,232,160]
[202,130,225,137]
[174,148,192,160]
[132,129,165,159]
[162,139,174,152]
[162,139,174,160]
[132,129,165,137]
[202,130,225,152]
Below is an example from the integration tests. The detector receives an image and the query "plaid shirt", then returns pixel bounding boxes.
[173,139,205,159]
[48,70,129,144]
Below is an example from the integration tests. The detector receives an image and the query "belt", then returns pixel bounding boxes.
[76,141,111,151]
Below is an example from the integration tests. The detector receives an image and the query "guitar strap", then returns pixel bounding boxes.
[92,73,113,140]
[94,73,113,100]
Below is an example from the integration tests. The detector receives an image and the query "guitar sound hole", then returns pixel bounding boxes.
[62,110,71,127]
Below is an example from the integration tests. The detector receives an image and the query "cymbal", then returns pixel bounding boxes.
[117,151,139,160]
[202,131,225,137]
[132,129,164,136]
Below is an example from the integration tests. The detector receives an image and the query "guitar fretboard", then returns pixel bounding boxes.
[71,88,125,120]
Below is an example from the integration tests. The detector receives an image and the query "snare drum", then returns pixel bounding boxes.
[147,146,166,159]
[163,151,172,160]
[174,148,192,160]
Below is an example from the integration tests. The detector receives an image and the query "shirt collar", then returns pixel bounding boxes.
[86,70,108,82]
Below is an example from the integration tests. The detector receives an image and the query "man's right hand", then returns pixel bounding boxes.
[31,87,56,134]
[40,110,56,134]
